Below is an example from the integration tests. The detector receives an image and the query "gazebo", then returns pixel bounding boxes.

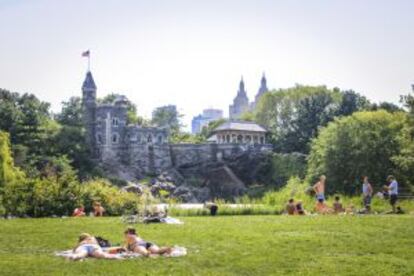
[209,120,268,144]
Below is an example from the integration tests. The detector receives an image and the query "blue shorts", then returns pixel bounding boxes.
[316,193,325,201]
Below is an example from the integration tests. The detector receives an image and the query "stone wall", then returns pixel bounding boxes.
[170,143,273,168]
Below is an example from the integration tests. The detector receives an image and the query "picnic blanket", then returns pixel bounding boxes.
[55,246,187,259]
[121,215,184,225]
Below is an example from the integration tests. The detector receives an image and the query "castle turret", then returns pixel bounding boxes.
[229,77,250,119]
[82,71,97,152]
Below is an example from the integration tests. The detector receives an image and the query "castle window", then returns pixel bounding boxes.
[96,133,103,144]
[112,117,119,126]
[112,134,119,144]
[237,135,243,143]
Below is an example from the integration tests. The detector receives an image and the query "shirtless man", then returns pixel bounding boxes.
[313,175,326,202]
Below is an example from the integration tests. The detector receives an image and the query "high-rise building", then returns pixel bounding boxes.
[191,108,223,134]
[229,74,270,119]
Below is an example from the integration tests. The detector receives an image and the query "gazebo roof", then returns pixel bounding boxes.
[211,120,267,134]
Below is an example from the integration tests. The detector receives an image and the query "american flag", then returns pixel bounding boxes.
[81,50,90,57]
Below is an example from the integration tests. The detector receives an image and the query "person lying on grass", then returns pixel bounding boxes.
[124,227,173,256]
[69,233,123,260]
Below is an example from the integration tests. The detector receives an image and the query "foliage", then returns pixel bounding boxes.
[0,89,59,174]
[392,93,414,186]
[0,216,413,275]
[99,93,149,126]
[199,118,227,140]
[254,85,347,153]
[54,97,99,179]
[0,131,27,216]
[306,110,408,194]
[170,132,204,144]
[151,105,182,136]
[80,179,141,216]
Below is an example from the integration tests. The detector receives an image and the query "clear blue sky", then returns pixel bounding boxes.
[1,0,413,130]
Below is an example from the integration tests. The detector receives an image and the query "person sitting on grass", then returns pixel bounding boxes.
[315,198,332,214]
[333,196,345,213]
[72,205,85,217]
[93,202,105,217]
[69,233,122,260]
[124,227,172,256]
[295,201,306,215]
[286,198,296,215]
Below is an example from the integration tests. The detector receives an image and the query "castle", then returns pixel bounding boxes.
[229,74,269,119]
[81,70,272,180]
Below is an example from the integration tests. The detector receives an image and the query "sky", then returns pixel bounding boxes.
[1,0,413,131]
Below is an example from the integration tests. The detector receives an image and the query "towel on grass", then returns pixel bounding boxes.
[55,246,187,259]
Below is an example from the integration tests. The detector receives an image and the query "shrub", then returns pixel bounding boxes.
[80,179,142,216]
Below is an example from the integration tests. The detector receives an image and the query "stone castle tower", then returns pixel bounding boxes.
[229,74,269,119]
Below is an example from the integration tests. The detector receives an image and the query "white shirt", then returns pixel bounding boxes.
[389,180,398,195]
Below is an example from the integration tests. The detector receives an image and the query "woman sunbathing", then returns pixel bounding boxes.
[69,233,122,260]
[124,227,172,256]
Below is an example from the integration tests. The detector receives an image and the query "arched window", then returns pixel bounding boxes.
[237,135,243,143]
[245,135,252,143]
[147,135,153,143]
[226,135,230,143]
[158,135,163,144]
[231,134,237,143]
[260,136,264,144]
[112,117,119,126]
[112,133,119,144]
[253,136,259,144]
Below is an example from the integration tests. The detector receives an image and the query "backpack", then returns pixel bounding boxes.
[95,236,111,248]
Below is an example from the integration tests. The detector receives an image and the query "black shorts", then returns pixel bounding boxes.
[390,194,398,205]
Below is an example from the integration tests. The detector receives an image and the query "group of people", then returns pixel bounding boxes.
[69,227,172,260]
[72,202,105,217]
[286,174,401,215]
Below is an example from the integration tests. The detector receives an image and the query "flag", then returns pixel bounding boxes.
[82,50,90,57]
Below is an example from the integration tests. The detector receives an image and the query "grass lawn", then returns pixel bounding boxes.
[0,215,413,275]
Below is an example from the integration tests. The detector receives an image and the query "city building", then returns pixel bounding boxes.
[229,73,269,119]
[191,108,223,134]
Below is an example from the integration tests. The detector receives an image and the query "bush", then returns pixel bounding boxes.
[80,179,142,216]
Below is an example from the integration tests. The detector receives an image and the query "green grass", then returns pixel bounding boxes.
[0,215,413,275]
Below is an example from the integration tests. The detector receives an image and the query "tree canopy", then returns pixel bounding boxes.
[306,110,408,194]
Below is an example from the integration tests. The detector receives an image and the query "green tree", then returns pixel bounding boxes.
[151,105,182,137]
[100,93,149,125]
[0,131,28,217]
[0,89,58,174]
[54,97,98,179]
[253,86,371,153]
[392,93,414,186]
[306,110,407,194]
